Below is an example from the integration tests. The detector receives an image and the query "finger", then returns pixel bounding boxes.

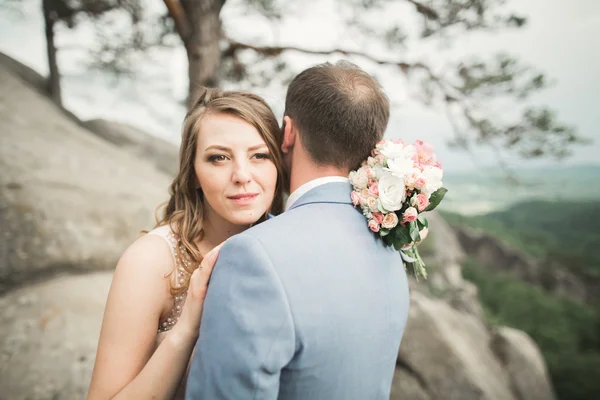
[188,246,222,299]
[197,244,222,278]
[180,271,204,334]
[188,267,207,300]
[401,242,414,251]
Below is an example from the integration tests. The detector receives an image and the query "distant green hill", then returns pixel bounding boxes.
[442,200,600,276]
[442,199,600,400]
[441,164,600,215]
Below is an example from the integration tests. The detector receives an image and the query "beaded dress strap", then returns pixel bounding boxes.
[147,226,188,333]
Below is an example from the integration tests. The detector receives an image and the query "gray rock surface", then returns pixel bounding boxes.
[491,326,557,400]
[0,54,557,400]
[82,119,179,177]
[393,291,515,400]
[0,272,112,400]
[0,62,170,294]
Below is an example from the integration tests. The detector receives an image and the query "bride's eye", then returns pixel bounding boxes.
[253,152,271,160]
[208,154,228,163]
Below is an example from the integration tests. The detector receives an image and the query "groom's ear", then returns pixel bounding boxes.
[281,116,296,154]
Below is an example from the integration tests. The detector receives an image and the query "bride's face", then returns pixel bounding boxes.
[194,113,278,227]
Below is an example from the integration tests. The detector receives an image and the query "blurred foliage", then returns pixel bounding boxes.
[3,0,587,162]
[441,200,600,276]
[463,258,600,400]
[453,200,600,399]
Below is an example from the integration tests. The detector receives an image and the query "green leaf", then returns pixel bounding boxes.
[417,214,428,229]
[423,187,448,212]
[409,221,421,242]
[382,233,394,247]
[393,240,404,251]
[394,226,412,250]
[380,229,390,237]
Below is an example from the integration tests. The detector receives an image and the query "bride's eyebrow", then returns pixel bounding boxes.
[204,144,268,152]
[248,144,269,151]
[204,145,231,152]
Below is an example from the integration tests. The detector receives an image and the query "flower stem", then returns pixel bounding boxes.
[408,246,428,280]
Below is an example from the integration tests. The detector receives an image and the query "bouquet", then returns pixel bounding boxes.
[349,139,447,279]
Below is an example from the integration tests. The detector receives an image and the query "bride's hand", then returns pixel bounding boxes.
[401,226,429,250]
[170,243,223,341]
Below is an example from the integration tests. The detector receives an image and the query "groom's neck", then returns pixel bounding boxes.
[289,162,349,194]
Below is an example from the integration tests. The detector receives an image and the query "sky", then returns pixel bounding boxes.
[1,0,598,172]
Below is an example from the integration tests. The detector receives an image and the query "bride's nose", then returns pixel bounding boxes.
[232,160,252,184]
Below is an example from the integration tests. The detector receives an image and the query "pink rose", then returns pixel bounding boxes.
[364,166,376,179]
[360,188,369,200]
[351,191,361,207]
[368,182,379,197]
[372,212,384,224]
[413,140,437,166]
[392,138,405,145]
[402,207,418,224]
[416,193,430,212]
[368,219,380,232]
[404,169,424,190]
[414,177,426,190]
[381,212,399,229]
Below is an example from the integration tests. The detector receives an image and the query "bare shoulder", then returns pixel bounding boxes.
[117,233,176,279]
[87,233,178,399]
[107,233,177,318]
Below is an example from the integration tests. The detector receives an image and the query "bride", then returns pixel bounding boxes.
[86,88,287,399]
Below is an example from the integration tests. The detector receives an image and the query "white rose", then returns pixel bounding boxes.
[386,156,415,179]
[421,165,444,197]
[372,164,388,179]
[350,168,369,190]
[380,142,406,159]
[402,144,417,159]
[378,174,407,212]
[367,196,379,212]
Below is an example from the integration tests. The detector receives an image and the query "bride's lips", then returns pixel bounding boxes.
[227,193,259,206]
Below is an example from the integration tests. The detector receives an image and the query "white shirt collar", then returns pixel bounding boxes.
[285,176,350,211]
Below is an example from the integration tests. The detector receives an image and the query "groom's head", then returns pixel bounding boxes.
[282,61,389,171]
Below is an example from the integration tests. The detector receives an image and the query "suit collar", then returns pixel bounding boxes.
[288,181,353,211]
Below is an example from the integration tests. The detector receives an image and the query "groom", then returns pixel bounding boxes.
[185,61,410,399]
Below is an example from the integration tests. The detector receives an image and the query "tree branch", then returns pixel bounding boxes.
[163,0,190,45]
[224,38,467,115]
[225,39,418,70]
[405,0,439,20]
[224,38,581,164]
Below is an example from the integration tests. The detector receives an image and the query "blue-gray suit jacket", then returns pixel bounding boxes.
[185,182,410,399]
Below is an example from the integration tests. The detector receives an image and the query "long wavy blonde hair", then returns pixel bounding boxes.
[156,88,287,295]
